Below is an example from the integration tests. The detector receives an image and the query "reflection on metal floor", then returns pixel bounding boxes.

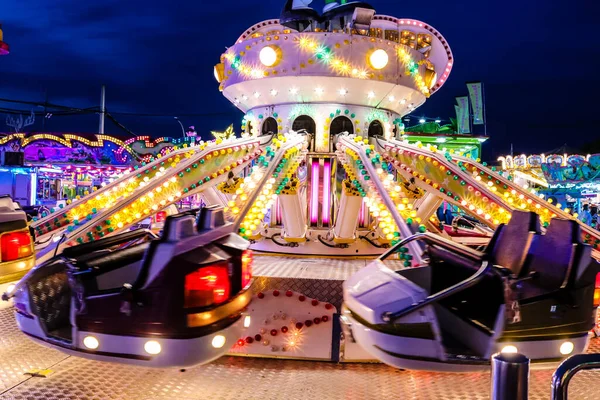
[2,308,600,399]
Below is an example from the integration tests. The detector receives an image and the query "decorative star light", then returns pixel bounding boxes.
[211,124,236,140]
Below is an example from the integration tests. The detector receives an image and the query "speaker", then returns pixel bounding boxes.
[2,152,24,166]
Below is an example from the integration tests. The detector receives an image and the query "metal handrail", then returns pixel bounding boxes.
[551,353,600,400]
[382,260,490,323]
[379,232,491,324]
[380,231,485,262]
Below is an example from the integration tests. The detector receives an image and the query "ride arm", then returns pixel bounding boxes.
[381,138,600,260]
[233,134,308,232]
[31,145,199,239]
[337,135,423,264]
[43,137,264,257]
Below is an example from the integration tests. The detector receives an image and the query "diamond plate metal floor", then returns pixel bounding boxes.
[1,306,600,400]
[3,255,600,399]
[251,256,405,309]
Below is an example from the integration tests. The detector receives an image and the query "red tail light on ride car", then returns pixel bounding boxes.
[1,231,32,262]
[184,262,230,308]
[594,273,600,308]
[154,211,167,223]
[241,250,253,288]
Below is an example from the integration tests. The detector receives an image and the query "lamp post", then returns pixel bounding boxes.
[174,117,186,137]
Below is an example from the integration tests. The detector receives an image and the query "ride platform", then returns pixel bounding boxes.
[1,256,600,399]
[1,306,600,399]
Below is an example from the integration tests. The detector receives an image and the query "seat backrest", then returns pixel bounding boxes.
[486,211,541,276]
[135,213,196,289]
[526,219,582,291]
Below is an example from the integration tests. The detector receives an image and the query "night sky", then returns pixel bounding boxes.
[1,0,598,161]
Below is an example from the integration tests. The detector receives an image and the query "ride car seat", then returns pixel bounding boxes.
[523,219,589,294]
[485,211,541,277]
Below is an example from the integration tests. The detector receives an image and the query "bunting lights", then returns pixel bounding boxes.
[397,47,430,97]
[298,37,370,79]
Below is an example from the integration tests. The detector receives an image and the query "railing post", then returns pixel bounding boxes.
[551,354,600,400]
[491,352,529,400]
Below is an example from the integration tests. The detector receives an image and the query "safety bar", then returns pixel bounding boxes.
[61,228,157,258]
[551,354,600,400]
[381,260,490,323]
[451,216,490,235]
[380,232,485,262]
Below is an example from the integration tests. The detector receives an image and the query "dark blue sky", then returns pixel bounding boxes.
[1,0,598,160]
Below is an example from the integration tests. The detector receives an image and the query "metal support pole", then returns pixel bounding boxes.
[491,352,529,400]
[99,85,106,134]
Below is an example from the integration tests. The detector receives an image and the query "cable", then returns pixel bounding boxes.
[104,112,138,138]
[108,110,237,118]
[0,97,238,118]
[268,233,298,247]
[53,234,68,258]
[359,235,389,248]
[0,106,99,116]
[0,97,94,112]
[317,235,348,248]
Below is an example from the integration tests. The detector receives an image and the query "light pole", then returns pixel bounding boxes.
[174,117,186,137]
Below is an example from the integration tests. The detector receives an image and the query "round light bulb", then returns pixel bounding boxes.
[144,340,162,355]
[501,345,518,354]
[369,49,389,70]
[212,335,226,349]
[560,341,574,355]
[259,46,279,67]
[83,336,99,350]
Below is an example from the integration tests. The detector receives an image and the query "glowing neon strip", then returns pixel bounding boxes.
[358,199,366,227]
[310,160,320,224]
[275,197,282,225]
[322,160,331,226]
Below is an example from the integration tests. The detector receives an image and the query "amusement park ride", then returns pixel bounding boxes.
[1,0,600,396]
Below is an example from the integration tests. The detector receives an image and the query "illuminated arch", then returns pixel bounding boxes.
[368,120,384,138]
[261,117,278,135]
[292,115,316,134]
